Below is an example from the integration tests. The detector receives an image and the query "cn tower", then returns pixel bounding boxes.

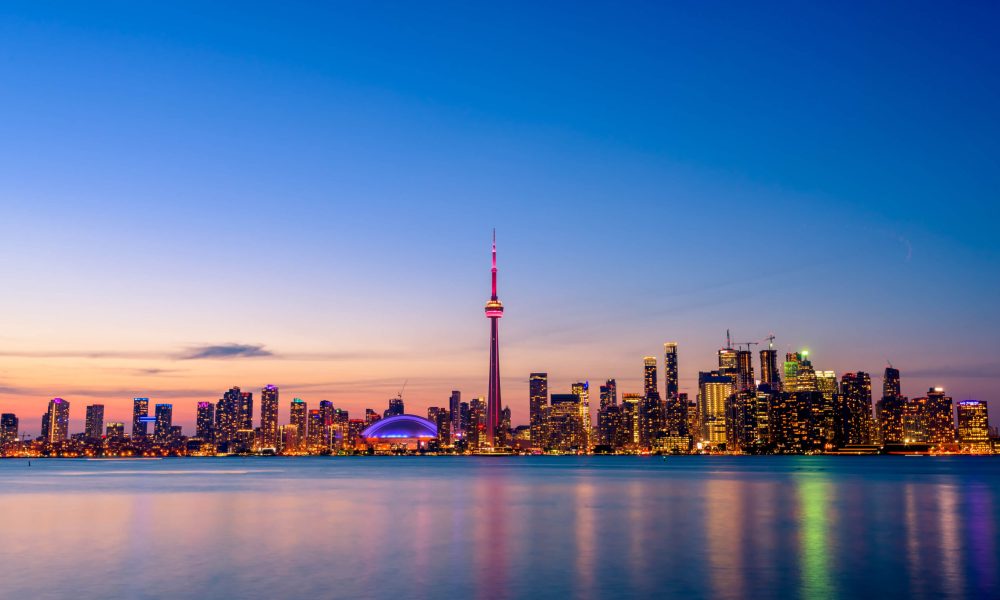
[484,230,504,447]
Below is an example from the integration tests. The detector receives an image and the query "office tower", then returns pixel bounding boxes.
[153,404,173,442]
[319,400,334,446]
[572,382,591,450]
[459,401,471,441]
[428,407,451,446]
[814,370,837,443]
[1,413,18,445]
[279,424,299,453]
[239,391,254,431]
[876,367,905,444]
[365,408,381,426]
[767,391,826,453]
[902,400,927,443]
[600,378,617,409]
[735,350,754,391]
[384,396,404,418]
[258,385,279,449]
[760,348,781,390]
[132,397,149,439]
[549,393,583,451]
[84,404,104,440]
[698,372,734,445]
[468,397,486,450]
[664,343,679,398]
[726,388,766,453]
[449,391,462,438]
[215,387,244,444]
[956,400,991,454]
[834,372,874,446]
[196,402,215,440]
[499,406,511,447]
[644,357,658,398]
[484,231,505,448]
[43,398,70,443]
[105,422,125,439]
[596,398,620,448]
[620,393,642,449]
[289,399,307,452]
[529,373,548,448]
[923,387,955,446]
[307,410,324,450]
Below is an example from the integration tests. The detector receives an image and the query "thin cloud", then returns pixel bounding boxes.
[180,344,273,360]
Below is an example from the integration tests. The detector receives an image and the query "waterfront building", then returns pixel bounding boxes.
[132,397,149,439]
[664,343,679,398]
[698,372,734,445]
[307,409,325,451]
[85,404,104,440]
[876,367,905,444]
[621,393,642,450]
[921,387,955,447]
[549,393,583,451]
[196,402,214,440]
[484,231,504,447]
[260,385,279,449]
[44,398,70,443]
[572,382,591,450]
[835,372,874,446]
[529,373,548,448]
[468,397,486,450]
[428,407,451,446]
[956,400,991,454]
[1,413,18,445]
[154,404,173,442]
[105,422,124,439]
[289,398,307,452]
[238,391,253,432]
[449,391,462,439]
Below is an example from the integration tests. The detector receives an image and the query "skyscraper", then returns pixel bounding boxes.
[923,387,955,446]
[572,381,591,450]
[664,343,679,399]
[643,356,658,398]
[289,398,307,452]
[85,404,104,440]
[1,413,18,445]
[835,372,874,446]
[132,397,149,439]
[876,367,905,444]
[549,393,584,451]
[529,373,548,448]
[485,231,504,447]
[640,358,663,448]
[760,347,781,390]
[384,396,404,418]
[44,398,70,443]
[215,387,243,444]
[307,409,324,450]
[260,384,279,448]
[154,404,173,442]
[698,372,734,445]
[956,400,991,454]
[196,402,215,440]
[238,391,254,432]
[449,391,462,439]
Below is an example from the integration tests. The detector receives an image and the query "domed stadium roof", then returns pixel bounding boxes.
[362,415,437,439]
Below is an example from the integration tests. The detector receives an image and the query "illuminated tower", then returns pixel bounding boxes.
[484,231,504,447]
[85,404,104,440]
[260,385,279,449]
[132,397,149,439]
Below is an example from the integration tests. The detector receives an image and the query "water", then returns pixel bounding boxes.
[1,456,997,599]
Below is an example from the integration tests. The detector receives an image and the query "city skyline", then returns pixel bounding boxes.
[2,2,999,434]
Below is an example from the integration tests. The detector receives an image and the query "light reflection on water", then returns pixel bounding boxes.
[0,456,997,599]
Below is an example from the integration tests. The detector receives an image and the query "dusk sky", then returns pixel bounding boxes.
[1,1,998,433]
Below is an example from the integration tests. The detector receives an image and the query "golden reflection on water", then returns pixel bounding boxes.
[797,473,833,600]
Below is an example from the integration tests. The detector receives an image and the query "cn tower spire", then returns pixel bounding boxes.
[485,230,504,449]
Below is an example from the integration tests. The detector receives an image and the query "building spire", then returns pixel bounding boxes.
[491,228,497,300]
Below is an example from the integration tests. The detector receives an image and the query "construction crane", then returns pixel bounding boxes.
[764,334,776,350]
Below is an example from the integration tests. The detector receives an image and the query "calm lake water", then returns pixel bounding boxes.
[0,456,997,599]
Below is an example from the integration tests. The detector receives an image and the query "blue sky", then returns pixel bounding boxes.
[0,1,998,430]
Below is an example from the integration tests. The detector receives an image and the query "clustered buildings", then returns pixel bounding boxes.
[528,340,995,455]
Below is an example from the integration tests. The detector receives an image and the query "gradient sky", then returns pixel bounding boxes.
[1,1,998,434]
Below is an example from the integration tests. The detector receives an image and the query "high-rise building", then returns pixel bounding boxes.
[876,367,905,444]
[239,391,254,432]
[549,393,583,451]
[600,379,617,409]
[484,231,504,448]
[468,397,486,450]
[154,404,173,442]
[956,400,991,454]
[196,402,214,440]
[428,407,451,446]
[760,347,781,390]
[643,357,658,398]
[698,372,734,445]
[1,413,18,445]
[572,382,591,450]
[289,398,307,452]
[44,398,70,443]
[664,343,679,399]
[365,408,381,426]
[735,350,755,391]
[449,391,462,439]
[307,409,324,450]
[215,387,244,444]
[132,397,149,439]
[260,385,279,449]
[834,372,874,446]
[105,422,124,439]
[922,387,955,446]
[620,393,642,449]
[529,373,548,449]
[783,352,817,393]
[85,404,104,440]
[384,396,404,418]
